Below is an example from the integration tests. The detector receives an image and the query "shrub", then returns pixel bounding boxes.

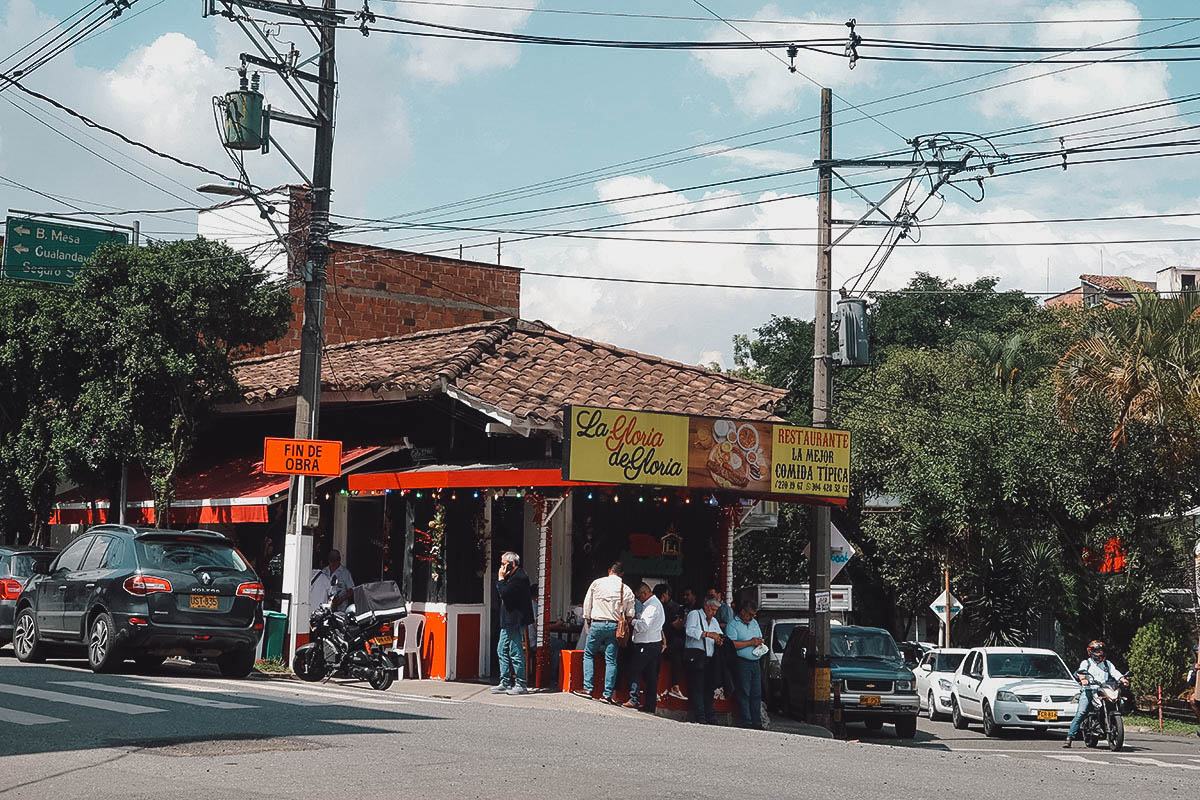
[1127,617,1191,700]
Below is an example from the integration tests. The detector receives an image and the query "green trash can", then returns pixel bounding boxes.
[262,611,288,660]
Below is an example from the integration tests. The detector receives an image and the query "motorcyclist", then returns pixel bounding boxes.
[1063,639,1129,748]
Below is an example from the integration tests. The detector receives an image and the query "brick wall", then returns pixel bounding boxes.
[267,186,521,353]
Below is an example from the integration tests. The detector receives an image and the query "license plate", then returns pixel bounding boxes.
[370,636,394,647]
[189,594,219,610]
[1037,709,1058,721]
[859,695,881,707]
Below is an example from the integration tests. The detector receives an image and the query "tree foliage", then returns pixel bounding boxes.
[1127,617,1193,698]
[0,238,290,542]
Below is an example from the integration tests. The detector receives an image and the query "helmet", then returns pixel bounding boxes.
[1087,639,1105,657]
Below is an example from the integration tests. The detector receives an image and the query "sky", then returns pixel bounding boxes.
[1,0,1199,367]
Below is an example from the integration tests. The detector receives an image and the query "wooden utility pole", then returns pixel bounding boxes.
[808,87,834,730]
[944,565,952,647]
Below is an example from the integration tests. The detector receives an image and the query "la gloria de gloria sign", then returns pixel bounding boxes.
[562,405,850,502]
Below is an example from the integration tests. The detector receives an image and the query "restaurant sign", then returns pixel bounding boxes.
[562,405,850,500]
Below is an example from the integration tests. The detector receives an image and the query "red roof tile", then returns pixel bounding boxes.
[1079,274,1155,292]
[234,319,788,428]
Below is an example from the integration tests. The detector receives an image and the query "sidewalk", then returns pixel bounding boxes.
[253,669,833,737]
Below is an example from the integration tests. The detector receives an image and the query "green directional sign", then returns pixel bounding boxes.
[2,215,129,285]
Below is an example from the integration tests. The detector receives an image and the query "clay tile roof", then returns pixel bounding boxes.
[1079,274,1155,292]
[234,318,789,428]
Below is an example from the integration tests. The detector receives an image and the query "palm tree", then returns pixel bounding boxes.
[1054,281,1200,448]
[955,331,1035,392]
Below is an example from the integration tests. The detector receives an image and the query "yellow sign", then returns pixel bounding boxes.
[563,406,851,501]
[563,406,688,486]
[770,426,851,498]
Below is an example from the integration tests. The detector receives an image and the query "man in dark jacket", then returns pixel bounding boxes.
[494,551,534,695]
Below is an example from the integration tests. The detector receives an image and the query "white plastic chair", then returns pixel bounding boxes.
[391,613,426,680]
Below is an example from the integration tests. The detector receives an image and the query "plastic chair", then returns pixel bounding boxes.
[391,613,425,680]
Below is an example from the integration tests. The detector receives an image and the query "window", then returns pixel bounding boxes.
[934,652,966,672]
[79,537,112,571]
[1182,273,1196,291]
[964,652,981,678]
[135,538,249,573]
[829,629,901,660]
[10,553,55,578]
[773,622,801,653]
[54,536,94,574]
[100,538,130,570]
[985,652,1072,680]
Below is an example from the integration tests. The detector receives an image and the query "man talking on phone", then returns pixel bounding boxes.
[493,552,534,696]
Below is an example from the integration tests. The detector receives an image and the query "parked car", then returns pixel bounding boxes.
[950,646,1081,737]
[897,640,934,669]
[780,624,920,738]
[12,525,264,676]
[915,647,969,720]
[0,546,59,647]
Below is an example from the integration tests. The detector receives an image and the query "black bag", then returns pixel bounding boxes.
[352,580,407,626]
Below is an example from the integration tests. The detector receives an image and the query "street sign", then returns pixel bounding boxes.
[803,522,857,580]
[2,215,128,285]
[263,437,343,477]
[814,590,832,614]
[929,590,963,621]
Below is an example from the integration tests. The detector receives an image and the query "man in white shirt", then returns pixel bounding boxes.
[623,583,665,713]
[1064,639,1128,747]
[683,597,724,724]
[309,549,355,612]
[576,561,634,702]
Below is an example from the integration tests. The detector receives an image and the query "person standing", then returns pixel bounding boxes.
[725,598,766,730]
[683,596,724,724]
[1186,643,1200,737]
[577,562,634,703]
[655,584,687,702]
[624,583,665,712]
[493,551,534,696]
[310,549,355,612]
[707,588,736,702]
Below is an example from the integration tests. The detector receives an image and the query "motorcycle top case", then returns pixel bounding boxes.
[352,580,408,626]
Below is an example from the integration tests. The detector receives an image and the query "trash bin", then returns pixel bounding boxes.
[262,611,288,660]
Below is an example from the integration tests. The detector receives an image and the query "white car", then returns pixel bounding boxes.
[915,648,968,720]
[950,647,1081,737]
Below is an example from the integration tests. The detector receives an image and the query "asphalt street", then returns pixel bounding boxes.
[1,651,1197,800]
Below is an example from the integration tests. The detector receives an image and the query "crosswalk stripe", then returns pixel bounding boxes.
[0,684,161,715]
[0,707,66,726]
[140,680,317,706]
[1119,756,1200,771]
[53,682,257,710]
[180,678,414,709]
[1046,754,1110,765]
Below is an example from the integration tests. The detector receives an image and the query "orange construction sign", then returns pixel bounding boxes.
[263,437,344,477]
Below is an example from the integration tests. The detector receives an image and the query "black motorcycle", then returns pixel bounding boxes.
[292,580,407,691]
[1077,670,1132,751]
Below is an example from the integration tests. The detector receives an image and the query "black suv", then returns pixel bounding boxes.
[1,546,58,647]
[12,526,264,676]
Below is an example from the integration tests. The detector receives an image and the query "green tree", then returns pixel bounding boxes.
[66,238,291,526]
[1127,617,1192,701]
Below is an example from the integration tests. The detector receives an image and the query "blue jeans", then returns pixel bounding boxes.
[734,658,763,728]
[583,621,618,697]
[1067,688,1092,737]
[498,625,526,688]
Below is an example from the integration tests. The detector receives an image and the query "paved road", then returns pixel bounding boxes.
[1,652,1197,799]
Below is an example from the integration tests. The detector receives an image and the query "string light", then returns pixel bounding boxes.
[416,491,423,499]
[586,492,593,500]
[473,491,480,499]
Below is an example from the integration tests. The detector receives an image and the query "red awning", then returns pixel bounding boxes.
[350,467,608,492]
[51,446,391,526]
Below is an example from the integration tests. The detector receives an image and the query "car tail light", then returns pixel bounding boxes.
[192,634,211,640]
[0,578,22,600]
[253,622,264,631]
[236,582,265,601]
[123,575,173,595]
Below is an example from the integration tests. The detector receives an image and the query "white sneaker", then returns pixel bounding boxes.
[667,687,687,700]
[506,685,529,695]
[490,684,511,694]
[713,688,725,701]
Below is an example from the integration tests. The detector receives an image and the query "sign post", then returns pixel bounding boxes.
[263,437,344,661]
[2,214,129,285]
[929,588,963,647]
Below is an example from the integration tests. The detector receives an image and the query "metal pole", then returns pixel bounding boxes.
[944,565,952,647]
[808,87,833,730]
[283,0,337,655]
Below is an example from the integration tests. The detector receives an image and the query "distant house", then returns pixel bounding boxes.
[1044,273,1156,309]
[1155,265,1200,295]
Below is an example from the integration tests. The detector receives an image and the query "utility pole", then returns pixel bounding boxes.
[808,87,834,731]
[205,0,340,659]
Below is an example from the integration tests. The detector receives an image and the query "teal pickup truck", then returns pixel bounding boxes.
[779,625,920,738]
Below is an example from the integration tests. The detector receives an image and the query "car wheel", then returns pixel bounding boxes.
[134,654,166,672]
[982,701,1003,738]
[927,692,941,721]
[13,608,45,663]
[217,648,256,679]
[87,613,122,673]
[951,696,969,730]
[895,715,918,739]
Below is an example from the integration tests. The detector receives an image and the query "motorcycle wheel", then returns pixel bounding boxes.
[368,667,394,691]
[1107,715,1124,751]
[1084,735,1099,748]
[292,644,325,683]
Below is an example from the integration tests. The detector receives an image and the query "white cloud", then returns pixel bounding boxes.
[399,2,537,84]
[691,5,878,116]
[696,144,809,171]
